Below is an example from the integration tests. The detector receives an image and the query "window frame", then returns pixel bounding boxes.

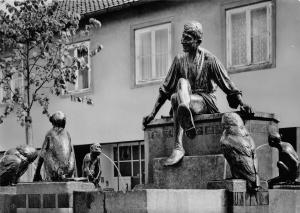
[63,40,92,95]
[113,142,145,180]
[222,0,276,74]
[131,17,174,88]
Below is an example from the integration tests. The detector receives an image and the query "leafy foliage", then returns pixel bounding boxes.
[0,0,102,127]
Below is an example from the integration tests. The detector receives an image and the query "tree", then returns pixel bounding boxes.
[0,0,102,146]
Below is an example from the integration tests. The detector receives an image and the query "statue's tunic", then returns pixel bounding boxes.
[160,47,240,113]
[40,128,75,181]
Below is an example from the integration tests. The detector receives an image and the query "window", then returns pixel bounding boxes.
[134,23,172,85]
[226,1,274,72]
[64,41,91,93]
[113,143,145,183]
[0,58,24,104]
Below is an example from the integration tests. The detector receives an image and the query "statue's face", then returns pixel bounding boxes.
[181,32,199,53]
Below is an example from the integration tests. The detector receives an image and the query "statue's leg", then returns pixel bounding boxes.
[164,93,185,166]
[176,78,196,139]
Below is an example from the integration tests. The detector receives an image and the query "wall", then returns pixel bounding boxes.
[0,0,299,152]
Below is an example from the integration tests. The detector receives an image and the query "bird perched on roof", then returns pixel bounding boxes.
[220,112,260,191]
[0,145,38,186]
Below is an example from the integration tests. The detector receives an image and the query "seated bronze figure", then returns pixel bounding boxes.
[0,145,38,186]
[33,111,75,181]
[220,112,260,191]
[268,125,300,188]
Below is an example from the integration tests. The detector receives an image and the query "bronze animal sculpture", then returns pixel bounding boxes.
[33,111,75,181]
[268,125,300,188]
[143,21,253,166]
[0,145,38,186]
[220,112,260,191]
[82,142,102,187]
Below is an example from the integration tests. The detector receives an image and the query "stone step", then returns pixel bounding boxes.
[153,154,231,189]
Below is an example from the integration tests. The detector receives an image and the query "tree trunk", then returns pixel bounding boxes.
[25,115,34,181]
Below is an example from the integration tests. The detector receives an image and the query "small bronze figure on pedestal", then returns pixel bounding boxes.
[143,21,252,166]
[33,111,75,181]
[0,145,38,186]
[82,143,102,188]
[268,125,300,188]
[220,112,260,191]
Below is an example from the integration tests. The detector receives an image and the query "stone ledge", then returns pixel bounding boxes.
[207,179,269,192]
[0,186,16,194]
[146,111,278,128]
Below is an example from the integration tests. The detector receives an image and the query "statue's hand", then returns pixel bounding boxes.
[142,113,155,129]
[240,104,254,117]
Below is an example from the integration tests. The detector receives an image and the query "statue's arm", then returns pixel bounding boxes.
[82,154,90,177]
[33,136,49,181]
[143,56,181,128]
[210,56,252,114]
[68,145,76,175]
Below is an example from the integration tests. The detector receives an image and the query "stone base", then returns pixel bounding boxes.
[208,179,269,213]
[269,189,300,213]
[73,188,270,213]
[153,154,231,189]
[98,189,228,213]
[5,181,97,213]
[73,191,105,213]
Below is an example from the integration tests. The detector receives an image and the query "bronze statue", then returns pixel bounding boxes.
[268,125,300,188]
[33,111,75,181]
[0,145,38,186]
[143,21,252,166]
[220,112,260,191]
[82,142,102,187]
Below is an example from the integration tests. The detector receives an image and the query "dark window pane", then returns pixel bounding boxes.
[113,161,119,177]
[120,162,132,176]
[142,161,145,183]
[141,145,144,159]
[133,161,140,177]
[132,145,139,160]
[119,146,131,161]
[113,147,118,161]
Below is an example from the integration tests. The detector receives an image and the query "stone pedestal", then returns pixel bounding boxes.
[145,112,279,184]
[73,191,105,213]
[207,179,269,213]
[269,186,300,213]
[153,154,231,189]
[76,189,228,213]
[14,181,96,213]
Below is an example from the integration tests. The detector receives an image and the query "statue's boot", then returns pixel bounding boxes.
[163,144,185,166]
[177,104,196,139]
